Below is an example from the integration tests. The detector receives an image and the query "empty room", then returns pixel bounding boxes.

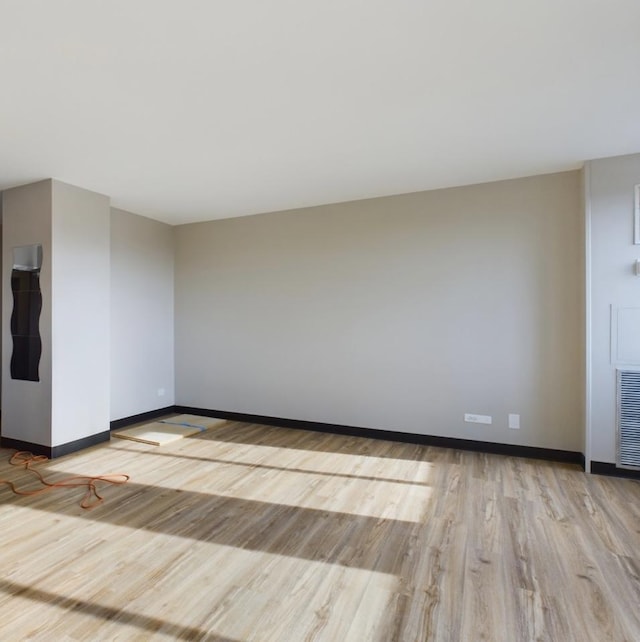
[0,1,639,640]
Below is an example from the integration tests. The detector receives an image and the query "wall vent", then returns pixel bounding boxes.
[617,369,640,470]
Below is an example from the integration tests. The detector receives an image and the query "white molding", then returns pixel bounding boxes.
[584,162,593,472]
[635,184,640,244]
[610,305,640,365]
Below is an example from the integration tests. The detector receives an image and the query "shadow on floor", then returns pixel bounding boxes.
[0,577,236,641]
[185,419,452,464]
[16,479,418,575]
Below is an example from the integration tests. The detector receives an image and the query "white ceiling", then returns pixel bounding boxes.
[0,1,639,225]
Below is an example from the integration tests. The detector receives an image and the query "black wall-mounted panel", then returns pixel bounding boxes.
[10,268,42,382]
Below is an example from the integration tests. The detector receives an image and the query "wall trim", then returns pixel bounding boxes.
[6,404,592,469]
[590,461,640,480]
[110,406,176,430]
[583,160,593,472]
[175,405,584,466]
[1,430,110,459]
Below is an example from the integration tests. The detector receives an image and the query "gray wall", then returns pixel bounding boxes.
[2,181,53,446]
[51,181,111,445]
[1,194,176,439]
[1,180,111,447]
[175,171,584,451]
[110,208,175,420]
[586,153,640,463]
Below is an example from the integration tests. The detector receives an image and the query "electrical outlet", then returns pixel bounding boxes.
[157,388,165,397]
[464,413,492,425]
[508,413,520,429]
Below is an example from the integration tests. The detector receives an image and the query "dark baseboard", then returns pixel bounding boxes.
[1,430,110,459]
[2,403,592,469]
[590,461,640,480]
[174,405,584,466]
[110,406,176,431]
[0,436,51,457]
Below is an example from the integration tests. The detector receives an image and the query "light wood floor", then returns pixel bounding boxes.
[0,421,639,641]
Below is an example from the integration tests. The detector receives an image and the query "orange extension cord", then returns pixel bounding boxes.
[0,450,129,509]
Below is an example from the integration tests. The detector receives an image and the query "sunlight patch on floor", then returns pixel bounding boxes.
[41,442,434,522]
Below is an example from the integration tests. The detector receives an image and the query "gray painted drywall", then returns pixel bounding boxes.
[51,181,110,445]
[1,180,110,447]
[586,153,640,463]
[110,208,175,420]
[2,180,53,446]
[175,172,584,451]
[0,206,3,410]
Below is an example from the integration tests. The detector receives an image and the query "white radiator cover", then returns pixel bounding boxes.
[617,369,640,470]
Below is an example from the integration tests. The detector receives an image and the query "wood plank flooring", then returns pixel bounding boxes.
[0,421,638,641]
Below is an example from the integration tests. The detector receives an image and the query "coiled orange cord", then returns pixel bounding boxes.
[0,450,130,509]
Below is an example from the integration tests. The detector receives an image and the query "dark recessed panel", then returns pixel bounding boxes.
[10,244,43,382]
